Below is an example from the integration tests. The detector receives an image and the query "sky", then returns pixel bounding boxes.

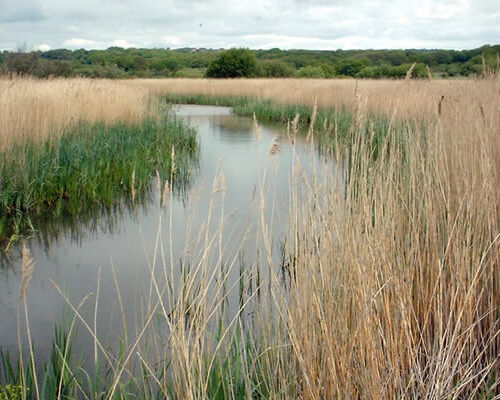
[1,0,499,51]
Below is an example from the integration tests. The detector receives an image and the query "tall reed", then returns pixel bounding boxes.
[1,76,498,398]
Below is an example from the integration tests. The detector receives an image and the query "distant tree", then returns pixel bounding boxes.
[320,63,336,78]
[295,65,326,78]
[73,49,90,65]
[150,57,179,73]
[205,48,259,78]
[3,52,40,75]
[434,50,453,65]
[41,49,72,61]
[88,52,107,66]
[337,59,367,76]
[115,55,135,71]
[134,56,148,70]
[356,66,380,79]
[1,45,494,79]
[446,63,463,77]
[385,50,408,65]
[260,60,294,77]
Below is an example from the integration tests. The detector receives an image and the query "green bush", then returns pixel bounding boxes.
[295,65,326,78]
[205,48,259,78]
[175,67,206,78]
[320,62,336,78]
[259,60,294,77]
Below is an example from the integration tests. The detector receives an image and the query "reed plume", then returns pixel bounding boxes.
[405,62,417,80]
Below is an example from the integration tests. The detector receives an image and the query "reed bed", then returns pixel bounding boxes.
[0,77,198,245]
[284,100,500,398]
[1,76,499,398]
[127,77,500,124]
[0,77,150,150]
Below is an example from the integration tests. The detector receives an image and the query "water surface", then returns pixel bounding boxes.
[0,104,336,360]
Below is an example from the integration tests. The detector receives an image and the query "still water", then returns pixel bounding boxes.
[0,105,336,360]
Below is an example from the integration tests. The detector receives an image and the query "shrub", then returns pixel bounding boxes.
[260,60,294,77]
[205,48,259,78]
[295,65,326,78]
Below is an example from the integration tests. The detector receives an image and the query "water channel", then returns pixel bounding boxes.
[0,104,338,365]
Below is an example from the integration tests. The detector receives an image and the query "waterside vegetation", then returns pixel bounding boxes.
[0,74,499,398]
[0,78,198,246]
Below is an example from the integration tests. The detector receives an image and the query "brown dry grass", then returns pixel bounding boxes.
[2,76,498,150]
[126,77,500,124]
[283,100,500,397]
[128,76,498,398]
[0,77,150,150]
[2,76,499,398]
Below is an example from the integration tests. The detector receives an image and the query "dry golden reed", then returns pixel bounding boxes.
[125,77,499,123]
[277,77,500,399]
[2,75,499,398]
[0,77,150,150]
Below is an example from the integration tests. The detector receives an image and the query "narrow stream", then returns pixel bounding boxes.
[0,105,337,363]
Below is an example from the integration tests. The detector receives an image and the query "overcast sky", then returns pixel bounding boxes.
[1,0,499,51]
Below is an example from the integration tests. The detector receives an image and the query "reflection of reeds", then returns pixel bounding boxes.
[0,116,198,245]
[268,136,281,155]
[19,242,34,301]
[130,170,135,202]
[252,112,262,141]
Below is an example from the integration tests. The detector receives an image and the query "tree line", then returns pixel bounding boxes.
[0,44,498,79]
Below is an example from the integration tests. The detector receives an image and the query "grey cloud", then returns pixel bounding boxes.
[0,0,498,51]
[0,0,46,22]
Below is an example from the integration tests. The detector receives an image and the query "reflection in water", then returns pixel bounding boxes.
[0,104,340,369]
[213,116,254,143]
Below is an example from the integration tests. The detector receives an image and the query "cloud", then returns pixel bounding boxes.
[63,38,98,48]
[0,0,46,22]
[34,43,51,51]
[0,0,498,51]
[162,36,182,46]
[110,39,136,48]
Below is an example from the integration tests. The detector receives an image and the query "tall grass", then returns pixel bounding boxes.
[0,77,198,245]
[161,93,418,159]
[0,78,151,150]
[1,76,499,398]
[127,77,500,123]
[0,117,198,242]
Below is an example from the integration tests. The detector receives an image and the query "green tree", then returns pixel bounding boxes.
[260,60,294,77]
[295,65,326,78]
[320,63,336,78]
[205,48,258,78]
[3,52,40,75]
[337,59,367,76]
[115,55,134,71]
[41,49,72,61]
[134,56,148,71]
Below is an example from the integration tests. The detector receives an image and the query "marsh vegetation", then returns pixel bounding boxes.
[0,79,198,245]
[0,76,499,399]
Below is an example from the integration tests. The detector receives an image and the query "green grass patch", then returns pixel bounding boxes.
[162,94,418,153]
[0,116,198,245]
